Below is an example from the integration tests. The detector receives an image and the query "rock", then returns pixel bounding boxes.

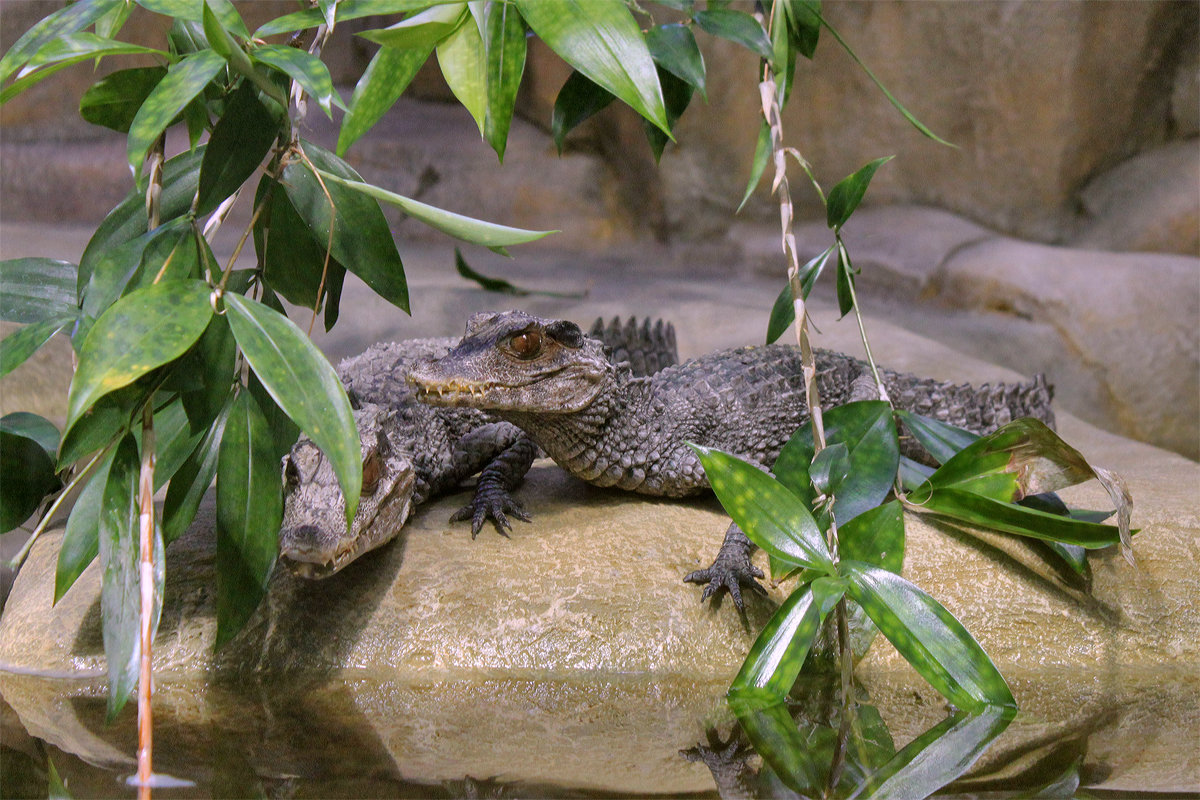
[1073,140,1200,256]
[933,237,1200,460]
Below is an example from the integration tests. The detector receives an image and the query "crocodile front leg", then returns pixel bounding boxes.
[684,523,768,611]
[451,434,537,537]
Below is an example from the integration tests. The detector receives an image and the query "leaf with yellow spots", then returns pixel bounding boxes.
[64,280,213,441]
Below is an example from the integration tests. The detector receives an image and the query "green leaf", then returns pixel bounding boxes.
[223,293,360,526]
[1,412,60,458]
[763,245,834,344]
[196,80,281,215]
[893,409,979,466]
[253,43,338,117]
[282,142,410,313]
[917,488,1128,549]
[454,248,583,298]
[839,500,904,574]
[437,10,488,134]
[691,444,833,572]
[80,66,168,133]
[95,0,134,39]
[516,0,670,136]
[358,3,467,50]
[0,0,121,84]
[127,50,226,180]
[645,24,706,99]
[727,697,824,793]
[0,314,77,378]
[0,428,60,532]
[842,560,1015,711]
[257,0,446,36]
[774,401,899,525]
[483,0,527,162]
[59,383,154,468]
[215,390,282,648]
[98,434,164,722]
[551,70,614,154]
[79,147,204,291]
[812,9,952,146]
[137,0,250,39]
[149,396,208,491]
[18,33,165,76]
[55,451,115,603]
[826,156,892,230]
[0,258,78,323]
[163,399,228,544]
[810,442,849,498]
[320,168,557,248]
[781,0,821,60]
[835,241,856,318]
[337,42,434,155]
[731,576,845,697]
[693,9,773,61]
[856,707,1013,799]
[254,176,347,311]
[643,68,693,162]
[65,280,213,438]
[737,119,770,213]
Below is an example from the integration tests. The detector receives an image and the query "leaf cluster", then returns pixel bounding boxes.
[695,405,1134,716]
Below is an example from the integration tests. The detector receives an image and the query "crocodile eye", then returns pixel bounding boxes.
[361,451,381,496]
[508,330,543,359]
[283,457,301,489]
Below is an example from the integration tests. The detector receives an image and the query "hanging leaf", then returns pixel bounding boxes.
[196,80,281,215]
[223,293,360,525]
[893,409,979,466]
[516,0,670,136]
[835,242,856,318]
[0,314,77,378]
[915,488,1129,549]
[0,258,78,323]
[253,43,339,117]
[693,9,773,61]
[65,280,213,439]
[436,9,488,134]
[18,33,165,76]
[842,560,1015,712]
[337,42,434,155]
[691,443,833,572]
[319,169,557,248]
[826,156,893,230]
[254,175,348,311]
[483,0,527,161]
[282,142,410,313]
[645,24,706,99]
[643,68,694,162]
[763,245,834,344]
[55,451,115,603]
[0,427,61,533]
[163,399,228,544]
[358,3,467,50]
[454,248,583,298]
[0,0,122,83]
[731,576,845,697]
[257,0,445,36]
[80,66,168,133]
[551,70,615,154]
[126,50,226,181]
[59,382,155,468]
[215,390,283,647]
[738,119,771,213]
[98,434,164,722]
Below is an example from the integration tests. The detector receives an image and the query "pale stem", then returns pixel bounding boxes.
[136,404,156,800]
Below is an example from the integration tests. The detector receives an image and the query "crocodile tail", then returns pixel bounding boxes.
[889,371,1056,434]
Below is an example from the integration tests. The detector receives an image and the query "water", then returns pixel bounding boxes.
[3,667,1196,798]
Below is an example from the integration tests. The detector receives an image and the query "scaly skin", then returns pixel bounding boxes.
[279,318,678,578]
[407,310,1056,607]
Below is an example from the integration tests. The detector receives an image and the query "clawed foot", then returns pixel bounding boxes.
[450,486,532,538]
[684,552,767,611]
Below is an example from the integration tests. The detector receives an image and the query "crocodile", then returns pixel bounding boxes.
[406,310,1056,607]
[279,317,678,578]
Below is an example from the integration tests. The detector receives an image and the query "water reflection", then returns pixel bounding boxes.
[1,668,1196,797]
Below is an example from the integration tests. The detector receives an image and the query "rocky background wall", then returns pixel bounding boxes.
[1,0,1197,458]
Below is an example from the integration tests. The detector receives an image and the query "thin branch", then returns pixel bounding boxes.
[135,403,156,800]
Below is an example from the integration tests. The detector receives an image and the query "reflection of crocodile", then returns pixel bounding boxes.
[279,317,678,578]
[407,310,1056,607]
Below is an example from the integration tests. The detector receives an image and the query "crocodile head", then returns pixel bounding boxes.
[407,310,613,413]
[279,403,414,578]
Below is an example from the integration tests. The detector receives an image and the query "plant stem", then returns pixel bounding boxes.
[136,404,156,800]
